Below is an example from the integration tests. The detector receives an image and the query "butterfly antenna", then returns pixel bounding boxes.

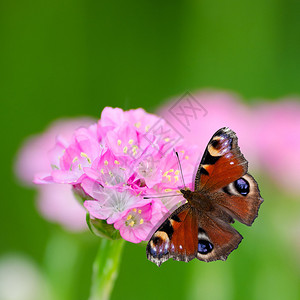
[174,149,186,189]
[143,194,182,200]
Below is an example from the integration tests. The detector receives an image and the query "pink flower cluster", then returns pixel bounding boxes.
[34,108,199,243]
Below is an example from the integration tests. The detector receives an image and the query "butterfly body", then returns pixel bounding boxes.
[147,127,263,267]
[181,189,215,212]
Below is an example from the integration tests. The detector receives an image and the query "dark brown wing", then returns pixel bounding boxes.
[196,213,243,262]
[146,204,198,267]
[214,173,263,226]
[194,127,248,192]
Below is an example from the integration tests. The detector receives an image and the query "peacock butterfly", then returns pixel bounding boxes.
[146,127,263,266]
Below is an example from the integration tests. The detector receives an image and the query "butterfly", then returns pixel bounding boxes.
[146,127,263,266]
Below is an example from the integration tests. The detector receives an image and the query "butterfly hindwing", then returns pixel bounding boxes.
[196,214,243,262]
[215,173,263,226]
[147,203,243,265]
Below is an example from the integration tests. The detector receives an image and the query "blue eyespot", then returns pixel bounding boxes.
[198,240,213,254]
[234,178,250,196]
[150,246,157,257]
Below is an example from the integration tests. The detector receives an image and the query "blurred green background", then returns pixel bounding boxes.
[1,1,300,300]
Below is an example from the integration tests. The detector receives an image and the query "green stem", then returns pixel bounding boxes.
[89,238,125,300]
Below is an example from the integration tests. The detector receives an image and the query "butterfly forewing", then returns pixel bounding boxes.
[194,127,248,192]
[169,206,198,261]
[147,204,198,266]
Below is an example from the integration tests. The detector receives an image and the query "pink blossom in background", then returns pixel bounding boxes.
[254,100,300,195]
[15,118,95,231]
[37,184,87,231]
[157,91,258,170]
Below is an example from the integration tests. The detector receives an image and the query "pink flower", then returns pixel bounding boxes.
[104,124,146,160]
[83,149,146,194]
[15,118,94,185]
[83,149,129,186]
[129,140,199,191]
[83,186,149,224]
[114,201,168,243]
[254,100,300,195]
[35,124,101,185]
[99,107,160,136]
[15,118,95,231]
